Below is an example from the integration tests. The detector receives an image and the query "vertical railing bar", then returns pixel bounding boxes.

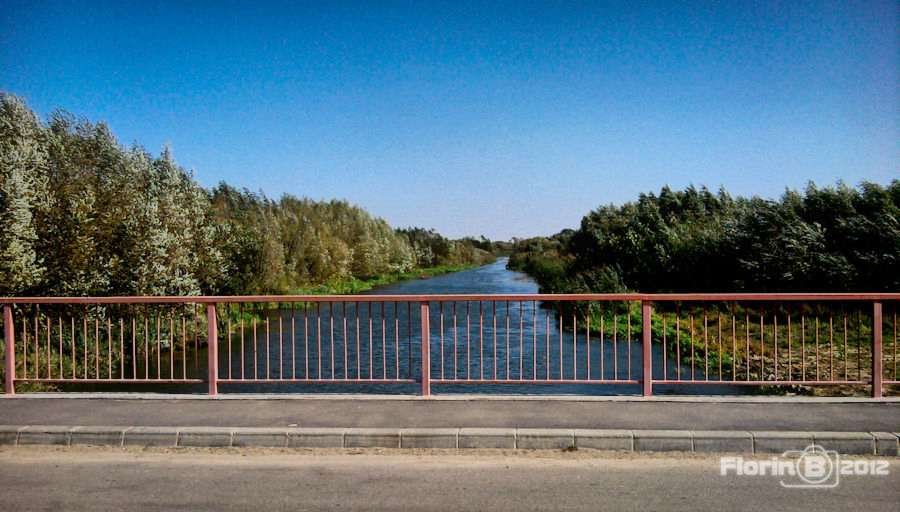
[22,314,27,381]
[239,303,245,380]
[292,303,297,380]
[381,302,386,380]
[675,309,680,380]
[627,304,632,381]
[420,301,430,396]
[207,303,218,395]
[815,315,820,381]
[59,317,65,380]
[355,301,360,379]
[317,302,322,379]
[717,312,723,381]
[142,316,148,380]
[573,312,577,380]
[545,310,550,380]
[600,307,605,380]
[759,313,764,382]
[278,306,284,380]
[506,301,510,380]
[744,312,750,382]
[585,306,591,380]
[558,311,563,379]
[787,312,792,382]
[93,317,99,379]
[167,316,173,380]
[856,308,862,381]
[466,301,471,381]
[252,305,258,380]
[689,314,695,381]
[531,300,536,380]
[394,302,400,379]
[194,304,200,372]
[492,301,497,381]
[154,316,161,380]
[407,302,412,381]
[181,313,187,380]
[440,302,444,381]
[613,312,618,380]
[305,302,311,379]
[843,307,849,381]
[70,316,76,381]
[729,304,735,381]
[800,314,806,381]
[872,301,883,398]
[829,313,834,381]
[3,305,14,393]
[703,310,708,381]
[479,301,484,381]
[518,301,524,380]
[662,312,667,381]
[452,301,458,380]
[46,316,51,379]
[368,303,373,379]
[642,301,652,396]
[34,311,39,380]
[226,307,232,381]
[345,302,350,380]
[773,312,778,382]
[265,311,270,381]
[330,302,335,380]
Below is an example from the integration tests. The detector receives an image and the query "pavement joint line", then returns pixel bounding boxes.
[1,426,897,455]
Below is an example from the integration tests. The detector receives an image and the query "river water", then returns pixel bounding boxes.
[205,258,746,395]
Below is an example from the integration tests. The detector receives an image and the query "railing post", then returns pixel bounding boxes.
[872,301,882,398]
[4,305,14,395]
[420,301,431,397]
[642,300,652,397]
[207,303,218,396]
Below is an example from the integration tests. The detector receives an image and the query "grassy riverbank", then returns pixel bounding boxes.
[293,261,492,295]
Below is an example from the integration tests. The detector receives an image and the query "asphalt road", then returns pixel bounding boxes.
[0,447,896,512]
[2,396,898,431]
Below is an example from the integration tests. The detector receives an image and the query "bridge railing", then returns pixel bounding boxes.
[1,294,897,397]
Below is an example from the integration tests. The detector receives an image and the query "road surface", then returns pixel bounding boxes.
[0,446,896,511]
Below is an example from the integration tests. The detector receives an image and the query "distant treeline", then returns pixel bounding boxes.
[0,94,502,297]
[509,182,900,293]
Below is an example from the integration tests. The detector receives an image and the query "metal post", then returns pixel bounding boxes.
[872,302,882,398]
[642,301,652,397]
[420,301,431,397]
[207,303,218,396]
[4,305,14,395]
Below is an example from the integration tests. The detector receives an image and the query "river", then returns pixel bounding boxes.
[209,258,745,395]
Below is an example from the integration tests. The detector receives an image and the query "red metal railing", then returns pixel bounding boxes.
[1,294,897,397]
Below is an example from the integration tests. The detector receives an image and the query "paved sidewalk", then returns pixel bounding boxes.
[1,395,898,431]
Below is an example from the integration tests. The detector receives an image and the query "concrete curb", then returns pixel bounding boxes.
[0,426,896,456]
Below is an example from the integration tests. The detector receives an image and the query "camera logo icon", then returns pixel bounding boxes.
[780,445,840,488]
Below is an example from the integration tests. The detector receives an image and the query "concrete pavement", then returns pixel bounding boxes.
[1,447,897,512]
[2,395,898,430]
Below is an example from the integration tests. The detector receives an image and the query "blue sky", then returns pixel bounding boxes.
[2,1,897,239]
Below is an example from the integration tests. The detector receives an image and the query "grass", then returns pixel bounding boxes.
[291,262,490,295]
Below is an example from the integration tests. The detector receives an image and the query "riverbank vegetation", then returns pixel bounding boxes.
[0,94,503,299]
[510,182,899,294]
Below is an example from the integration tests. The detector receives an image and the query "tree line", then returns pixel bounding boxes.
[0,94,500,297]
[509,182,900,294]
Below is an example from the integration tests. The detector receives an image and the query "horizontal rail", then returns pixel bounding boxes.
[1,293,899,304]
